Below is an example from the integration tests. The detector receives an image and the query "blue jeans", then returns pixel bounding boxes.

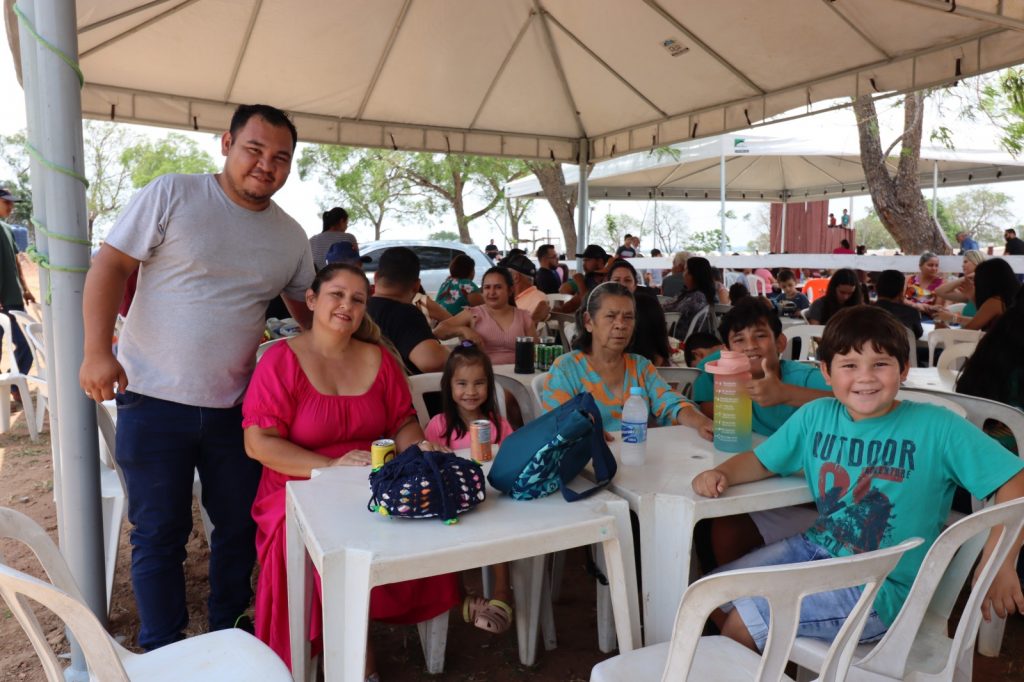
[0,304,33,376]
[717,534,888,651]
[115,391,262,650]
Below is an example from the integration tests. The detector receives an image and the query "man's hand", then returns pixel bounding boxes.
[979,562,1024,621]
[692,469,729,498]
[746,358,786,407]
[79,351,129,402]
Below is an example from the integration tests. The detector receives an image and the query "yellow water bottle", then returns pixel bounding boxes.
[705,350,753,452]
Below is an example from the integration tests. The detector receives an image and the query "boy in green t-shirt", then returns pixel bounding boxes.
[694,298,832,567]
[693,305,1024,652]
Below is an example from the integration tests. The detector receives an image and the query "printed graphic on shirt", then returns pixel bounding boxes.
[808,430,916,556]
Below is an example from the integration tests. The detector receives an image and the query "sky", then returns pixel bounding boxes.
[2,12,1024,253]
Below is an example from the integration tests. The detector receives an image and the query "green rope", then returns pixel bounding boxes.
[30,217,92,246]
[24,141,89,189]
[13,4,84,88]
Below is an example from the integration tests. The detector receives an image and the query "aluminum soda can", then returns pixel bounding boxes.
[470,420,493,462]
[371,439,396,469]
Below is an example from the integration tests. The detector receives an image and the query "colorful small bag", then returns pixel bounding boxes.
[368,444,485,524]
[487,392,617,501]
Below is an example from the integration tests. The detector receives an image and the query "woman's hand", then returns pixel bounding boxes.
[680,406,715,441]
[417,439,453,453]
[331,449,372,466]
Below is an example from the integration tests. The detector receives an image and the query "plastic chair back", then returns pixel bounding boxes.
[661,539,920,682]
[802,278,830,303]
[936,342,976,372]
[0,507,129,682]
[663,312,681,337]
[656,366,701,400]
[256,337,287,362]
[946,303,966,315]
[927,328,983,367]
[849,498,1024,681]
[782,324,825,361]
[408,372,507,430]
[0,314,16,373]
[894,389,967,418]
[745,273,770,296]
[546,293,572,305]
[531,373,548,414]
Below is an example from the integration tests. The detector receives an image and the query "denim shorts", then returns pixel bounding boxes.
[717,534,888,652]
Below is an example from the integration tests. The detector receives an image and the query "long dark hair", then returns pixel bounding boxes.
[683,257,717,305]
[973,258,1020,316]
[630,291,671,365]
[956,287,1024,406]
[439,343,503,444]
[819,268,863,324]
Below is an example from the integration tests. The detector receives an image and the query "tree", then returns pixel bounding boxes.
[0,131,33,226]
[746,205,771,253]
[854,92,952,254]
[597,213,642,252]
[121,133,217,189]
[84,121,139,241]
[943,188,1015,245]
[298,146,417,241]
[853,210,899,251]
[527,160,583,257]
[646,204,690,253]
[482,159,532,247]
[398,153,510,244]
[978,67,1024,156]
[428,230,460,241]
[685,228,728,254]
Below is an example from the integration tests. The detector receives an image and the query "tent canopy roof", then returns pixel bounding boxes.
[505,131,1024,201]
[9,0,1024,162]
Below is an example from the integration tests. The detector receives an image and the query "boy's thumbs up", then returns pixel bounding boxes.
[761,357,773,379]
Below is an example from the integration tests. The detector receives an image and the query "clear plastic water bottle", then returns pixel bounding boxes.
[620,387,649,466]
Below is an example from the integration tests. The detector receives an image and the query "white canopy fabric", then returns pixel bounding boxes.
[504,132,1024,201]
[9,0,1024,162]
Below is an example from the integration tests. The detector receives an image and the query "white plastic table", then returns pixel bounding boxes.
[595,425,812,645]
[902,367,957,393]
[285,461,640,681]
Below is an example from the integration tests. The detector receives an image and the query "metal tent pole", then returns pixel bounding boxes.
[24,7,106,681]
[719,140,727,254]
[932,160,939,222]
[575,138,589,270]
[780,200,788,252]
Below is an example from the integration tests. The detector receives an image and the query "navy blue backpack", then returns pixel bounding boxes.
[487,392,617,501]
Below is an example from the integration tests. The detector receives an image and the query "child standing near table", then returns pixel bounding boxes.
[693,305,1024,651]
[423,342,516,634]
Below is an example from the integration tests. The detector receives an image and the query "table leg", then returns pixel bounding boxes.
[599,535,635,654]
[606,499,641,650]
[511,555,546,666]
[286,496,313,682]
[320,550,372,682]
[645,495,696,644]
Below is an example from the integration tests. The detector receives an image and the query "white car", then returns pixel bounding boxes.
[359,240,495,294]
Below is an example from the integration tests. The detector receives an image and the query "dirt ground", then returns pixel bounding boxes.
[2,412,1024,680]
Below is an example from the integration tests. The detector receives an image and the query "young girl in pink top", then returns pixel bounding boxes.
[424,342,516,633]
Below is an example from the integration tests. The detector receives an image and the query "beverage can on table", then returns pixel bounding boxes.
[371,439,396,469]
[470,420,493,462]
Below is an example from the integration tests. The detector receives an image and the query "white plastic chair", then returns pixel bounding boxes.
[894,390,967,418]
[0,313,38,441]
[789,497,1024,682]
[889,390,1024,659]
[782,324,825,361]
[591,539,920,682]
[23,322,48,434]
[408,372,508,429]
[546,293,572,306]
[0,507,291,682]
[531,372,548,412]
[946,302,966,316]
[256,337,287,361]
[663,311,681,337]
[936,342,976,372]
[926,328,983,368]
[746,273,770,296]
[683,305,712,340]
[657,366,702,400]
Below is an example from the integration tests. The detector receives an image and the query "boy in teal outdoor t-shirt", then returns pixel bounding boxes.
[692,305,1024,652]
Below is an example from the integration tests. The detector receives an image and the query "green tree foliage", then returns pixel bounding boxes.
[685,228,729,254]
[298,146,416,241]
[121,133,216,189]
[979,67,1024,156]
[399,153,512,244]
[428,230,460,241]
[0,131,33,226]
[942,188,1015,245]
[853,210,898,251]
[597,213,642,252]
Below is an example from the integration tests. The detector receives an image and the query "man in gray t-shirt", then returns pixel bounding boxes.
[80,104,314,650]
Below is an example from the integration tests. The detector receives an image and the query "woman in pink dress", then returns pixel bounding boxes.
[432,266,537,363]
[243,263,459,677]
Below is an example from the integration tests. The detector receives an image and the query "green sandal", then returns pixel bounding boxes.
[462,595,513,634]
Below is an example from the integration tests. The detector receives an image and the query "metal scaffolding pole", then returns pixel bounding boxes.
[19,3,105,679]
[575,138,589,270]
